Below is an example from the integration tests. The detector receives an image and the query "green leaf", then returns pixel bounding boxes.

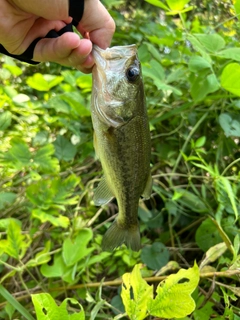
[40,254,68,278]
[141,242,169,270]
[217,48,240,62]
[191,73,220,102]
[221,63,240,96]
[188,56,212,72]
[32,209,70,228]
[0,218,21,230]
[0,111,11,131]
[195,34,225,52]
[187,35,212,62]
[2,138,32,168]
[121,264,153,320]
[26,73,63,91]
[0,220,30,259]
[234,0,240,18]
[33,144,59,173]
[195,218,222,251]
[148,262,199,318]
[0,192,17,210]
[166,0,190,11]
[32,293,85,320]
[62,229,93,266]
[145,0,170,11]
[219,113,240,137]
[53,136,77,161]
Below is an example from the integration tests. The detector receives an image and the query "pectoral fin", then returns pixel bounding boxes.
[141,173,152,200]
[94,176,114,206]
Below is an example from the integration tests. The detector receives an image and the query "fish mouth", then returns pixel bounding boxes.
[92,44,137,66]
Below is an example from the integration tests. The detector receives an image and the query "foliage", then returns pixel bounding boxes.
[0,0,240,319]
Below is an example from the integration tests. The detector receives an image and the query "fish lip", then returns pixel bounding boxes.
[92,44,137,68]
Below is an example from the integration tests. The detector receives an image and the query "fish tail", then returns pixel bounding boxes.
[102,219,141,252]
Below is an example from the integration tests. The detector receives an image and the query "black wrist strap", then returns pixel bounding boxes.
[0,1,84,65]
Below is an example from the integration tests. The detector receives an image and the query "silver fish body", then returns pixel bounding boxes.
[91,44,152,251]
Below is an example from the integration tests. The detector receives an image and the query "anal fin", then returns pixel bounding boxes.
[94,176,114,206]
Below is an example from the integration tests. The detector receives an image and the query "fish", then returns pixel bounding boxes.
[91,44,152,251]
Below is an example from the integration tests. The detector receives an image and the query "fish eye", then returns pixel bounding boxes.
[126,67,139,82]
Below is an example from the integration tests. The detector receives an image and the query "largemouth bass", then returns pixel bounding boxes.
[91,44,152,251]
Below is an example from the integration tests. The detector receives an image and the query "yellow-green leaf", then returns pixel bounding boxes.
[121,264,153,320]
[148,262,199,318]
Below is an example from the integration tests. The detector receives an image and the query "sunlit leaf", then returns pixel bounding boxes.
[121,264,153,320]
[32,209,69,228]
[166,0,190,11]
[221,63,240,96]
[32,293,85,320]
[148,262,199,318]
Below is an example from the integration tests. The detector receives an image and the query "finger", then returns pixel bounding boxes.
[77,0,115,49]
[33,32,94,71]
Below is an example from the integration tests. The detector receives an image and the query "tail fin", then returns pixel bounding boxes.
[102,220,141,252]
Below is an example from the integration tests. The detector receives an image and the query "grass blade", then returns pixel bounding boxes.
[0,284,35,320]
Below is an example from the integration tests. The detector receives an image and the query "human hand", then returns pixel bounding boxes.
[0,0,115,72]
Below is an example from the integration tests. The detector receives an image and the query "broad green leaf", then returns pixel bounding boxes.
[76,75,92,92]
[219,113,240,137]
[188,56,212,72]
[145,0,170,11]
[3,64,22,76]
[40,254,68,278]
[141,242,169,270]
[191,73,220,102]
[217,48,240,62]
[26,73,63,91]
[53,135,77,161]
[166,6,194,15]
[32,209,69,228]
[195,34,225,52]
[32,293,85,320]
[187,35,212,62]
[62,229,93,266]
[0,192,17,210]
[0,111,11,131]
[195,218,222,251]
[148,262,199,318]
[33,144,59,173]
[166,0,190,11]
[221,63,240,96]
[121,264,153,320]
